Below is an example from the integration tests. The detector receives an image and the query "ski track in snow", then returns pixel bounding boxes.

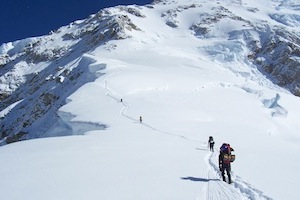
[207,152,273,200]
[101,61,273,200]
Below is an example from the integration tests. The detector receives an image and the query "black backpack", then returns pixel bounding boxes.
[209,136,214,144]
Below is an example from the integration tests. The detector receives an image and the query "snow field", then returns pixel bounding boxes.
[1,0,300,199]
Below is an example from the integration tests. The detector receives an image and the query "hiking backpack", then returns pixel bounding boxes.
[220,143,235,164]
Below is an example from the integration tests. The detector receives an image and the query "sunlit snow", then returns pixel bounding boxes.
[0,0,300,199]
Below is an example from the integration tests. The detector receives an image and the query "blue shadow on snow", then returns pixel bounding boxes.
[181,177,219,182]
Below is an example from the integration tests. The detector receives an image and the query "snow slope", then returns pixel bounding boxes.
[1,0,300,199]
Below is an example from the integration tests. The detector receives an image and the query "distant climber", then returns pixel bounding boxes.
[139,116,142,123]
[208,136,215,152]
[219,143,235,184]
[121,98,123,103]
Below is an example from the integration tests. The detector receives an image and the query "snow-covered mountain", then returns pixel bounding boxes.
[0,0,300,199]
[1,0,300,142]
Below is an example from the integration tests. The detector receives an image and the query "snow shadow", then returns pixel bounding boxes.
[47,111,107,137]
[196,147,208,151]
[181,176,219,182]
[262,93,287,117]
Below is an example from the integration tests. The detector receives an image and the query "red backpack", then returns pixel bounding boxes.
[220,143,235,164]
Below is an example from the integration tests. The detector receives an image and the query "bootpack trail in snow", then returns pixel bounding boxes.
[103,61,199,143]
[100,55,273,200]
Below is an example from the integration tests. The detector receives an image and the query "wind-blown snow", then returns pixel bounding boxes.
[0,0,300,200]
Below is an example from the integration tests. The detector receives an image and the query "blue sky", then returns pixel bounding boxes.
[0,0,152,45]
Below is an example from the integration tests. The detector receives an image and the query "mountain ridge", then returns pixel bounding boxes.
[0,0,299,142]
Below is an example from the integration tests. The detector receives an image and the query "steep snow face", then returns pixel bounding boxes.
[151,0,300,94]
[0,5,145,141]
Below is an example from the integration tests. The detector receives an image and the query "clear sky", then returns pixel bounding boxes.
[0,0,153,45]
